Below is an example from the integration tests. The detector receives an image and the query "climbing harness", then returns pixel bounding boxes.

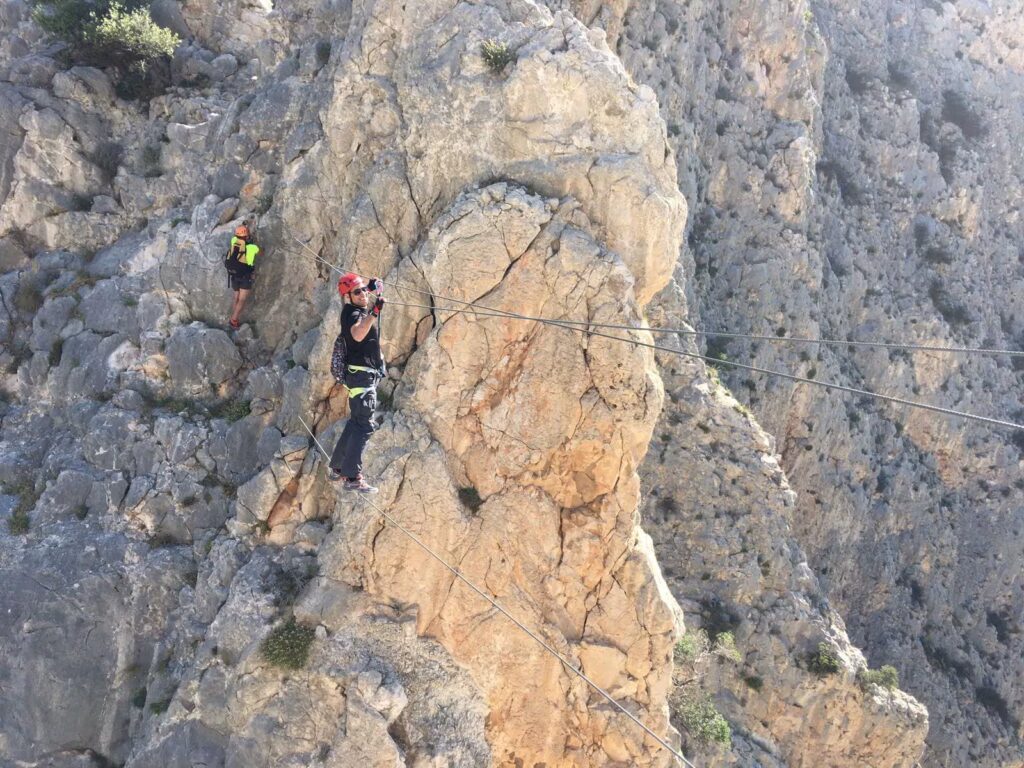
[296,415,698,768]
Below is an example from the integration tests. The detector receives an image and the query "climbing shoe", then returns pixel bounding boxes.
[327,468,344,482]
[343,475,378,493]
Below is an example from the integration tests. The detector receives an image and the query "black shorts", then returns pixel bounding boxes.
[229,272,254,291]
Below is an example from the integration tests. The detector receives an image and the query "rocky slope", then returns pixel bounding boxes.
[583,0,1023,765]
[1,0,1019,767]
[1,1,691,766]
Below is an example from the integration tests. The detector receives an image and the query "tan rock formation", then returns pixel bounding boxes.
[310,183,684,765]
[5,0,1021,766]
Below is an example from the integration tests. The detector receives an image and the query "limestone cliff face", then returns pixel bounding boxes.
[1,0,1020,766]
[578,0,1023,765]
[1,1,689,766]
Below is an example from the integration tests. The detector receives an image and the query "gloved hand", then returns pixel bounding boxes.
[368,278,380,292]
[372,296,385,316]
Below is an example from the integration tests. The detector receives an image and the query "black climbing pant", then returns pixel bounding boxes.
[330,369,381,479]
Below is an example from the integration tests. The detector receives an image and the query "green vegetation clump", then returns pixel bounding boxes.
[210,398,251,423]
[148,697,171,714]
[675,695,732,745]
[140,144,163,178]
[14,281,44,314]
[32,0,180,98]
[8,508,30,535]
[859,665,900,691]
[713,631,742,663]
[131,687,147,708]
[743,674,763,691]
[481,39,514,73]
[50,272,99,299]
[674,629,709,664]
[4,481,38,535]
[808,641,841,675]
[260,617,316,670]
[90,140,124,182]
[87,3,179,68]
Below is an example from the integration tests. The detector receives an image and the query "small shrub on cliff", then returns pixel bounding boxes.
[87,3,179,68]
[858,664,899,691]
[8,508,30,535]
[261,617,316,670]
[140,144,163,178]
[808,641,841,675]
[481,39,514,73]
[210,398,250,423]
[675,695,731,746]
[674,629,709,664]
[31,0,179,99]
[713,631,742,663]
[4,480,38,535]
[13,280,44,314]
[148,696,172,714]
[90,140,124,183]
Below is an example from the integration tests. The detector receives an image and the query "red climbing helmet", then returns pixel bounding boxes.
[337,272,365,297]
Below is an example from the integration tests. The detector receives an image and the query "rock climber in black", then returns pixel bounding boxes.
[329,272,385,493]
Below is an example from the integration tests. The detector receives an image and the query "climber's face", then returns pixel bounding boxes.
[349,286,370,308]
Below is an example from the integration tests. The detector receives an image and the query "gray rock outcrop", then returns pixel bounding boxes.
[2,0,1022,766]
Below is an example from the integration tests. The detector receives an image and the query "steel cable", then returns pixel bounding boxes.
[279,235,1024,431]
[296,416,697,768]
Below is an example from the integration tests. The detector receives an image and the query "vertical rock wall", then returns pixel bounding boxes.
[577,0,1024,765]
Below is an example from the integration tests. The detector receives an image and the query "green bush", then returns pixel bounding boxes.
[87,3,179,69]
[713,631,742,663]
[148,697,171,714]
[210,398,250,423]
[90,140,124,182]
[31,0,100,39]
[261,618,316,670]
[8,508,30,535]
[481,39,514,73]
[131,686,147,708]
[14,280,43,314]
[4,480,38,535]
[743,674,763,691]
[140,144,163,178]
[859,665,899,691]
[674,629,709,664]
[808,642,841,675]
[675,695,731,746]
[31,0,179,99]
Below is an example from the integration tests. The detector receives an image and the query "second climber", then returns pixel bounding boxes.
[329,272,386,493]
[224,222,260,330]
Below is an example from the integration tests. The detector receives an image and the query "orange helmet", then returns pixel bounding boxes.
[337,272,365,297]
[234,224,249,239]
